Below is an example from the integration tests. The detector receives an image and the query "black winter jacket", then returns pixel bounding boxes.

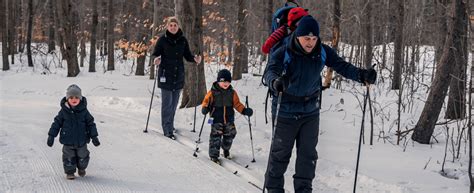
[264,33,362,118]
[48,97,98,146]
[152,29,195,91]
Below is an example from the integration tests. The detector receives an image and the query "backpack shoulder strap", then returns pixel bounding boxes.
[320,45,327,65]
[282,49,291,76]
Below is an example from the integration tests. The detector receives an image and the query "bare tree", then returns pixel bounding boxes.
[107,0,115,71]
[78,0,86,68]
[149,0,162,79]
[1,0,9,70]
[469,65,473,192]
[176,0,206,108]
[232,0,248,80]
[7,0,15,64]
[411,0,466,144]
[89,0,98,72]
[434,0,448,68]
[57,0,80,77]
[323,0,341,89]
[47,0,55,53]
[363,0,372,69]
[26,0,33,67]
[391,0,404,90]
[445,0,468,119]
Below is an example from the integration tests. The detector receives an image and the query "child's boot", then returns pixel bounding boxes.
[223,150,231,159]
[78,169,86,177]
[210,157,221,165]
[66,173,75,180]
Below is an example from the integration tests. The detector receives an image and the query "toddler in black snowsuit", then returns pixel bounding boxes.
[47,84,100,180]
[201,69,253,164]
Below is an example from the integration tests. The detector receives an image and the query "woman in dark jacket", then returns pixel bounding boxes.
[151,17,201,140]
[263,15,377,192]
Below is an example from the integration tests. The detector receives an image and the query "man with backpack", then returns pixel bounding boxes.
[263,15,377,193]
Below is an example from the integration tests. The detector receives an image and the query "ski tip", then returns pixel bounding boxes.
[245,165,249,168]
[233,171,238,175]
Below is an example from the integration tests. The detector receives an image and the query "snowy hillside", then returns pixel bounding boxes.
[0,46,470,192]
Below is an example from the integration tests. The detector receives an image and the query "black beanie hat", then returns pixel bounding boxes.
[217,69,232,83]
[295,15,320,37]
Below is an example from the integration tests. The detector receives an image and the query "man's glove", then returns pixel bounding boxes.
[92,137,101,147]
[359,69,377,84]
[201,107,210,115]
[47,136,54,147]
[242,108,253,117]
[272,77,285,92]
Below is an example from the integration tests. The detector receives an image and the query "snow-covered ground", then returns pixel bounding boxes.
[0,46,470,192]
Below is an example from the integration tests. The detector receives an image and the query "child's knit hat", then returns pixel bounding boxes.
[217,69,232,83]
[66,84,82,100]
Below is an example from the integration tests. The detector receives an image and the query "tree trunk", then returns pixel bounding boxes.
[434,0,448,66]
[264,0,273,35]
[391,0,404,90]
[445,0,468,119]
[232,0,248,80]
[363,0,372,69]
[135,34,146,76]
[149,0,161,79]
[57,0,80,77]
[100,0,107,56]
[89,0,98,72]
[323,0,341,88]
[78,0,86,68]
[468,65,473,192]
[17,0,24,54]
[1,0,9,70]
[411,0,465,144]
[107,0,114,71]
[53,0,65,61]
[8,0,15,64]
[26,0,33,67]
[47,0,55,53]
[177,0,205,108]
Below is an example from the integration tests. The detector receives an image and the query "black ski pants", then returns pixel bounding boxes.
[265,114,320,193]
[62,144,90,174]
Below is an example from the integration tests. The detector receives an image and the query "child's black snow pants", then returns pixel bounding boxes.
[62,144,90,174]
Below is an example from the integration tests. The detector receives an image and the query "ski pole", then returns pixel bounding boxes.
[193,113,207,157]
[245,96,256,163]
[262,92,282,193]
[353,83,370,193]
[191,64,198,132]
[144,62,159,133]
[191,52,202,132]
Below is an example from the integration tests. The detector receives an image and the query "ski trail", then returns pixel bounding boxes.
[98,108,266,192]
